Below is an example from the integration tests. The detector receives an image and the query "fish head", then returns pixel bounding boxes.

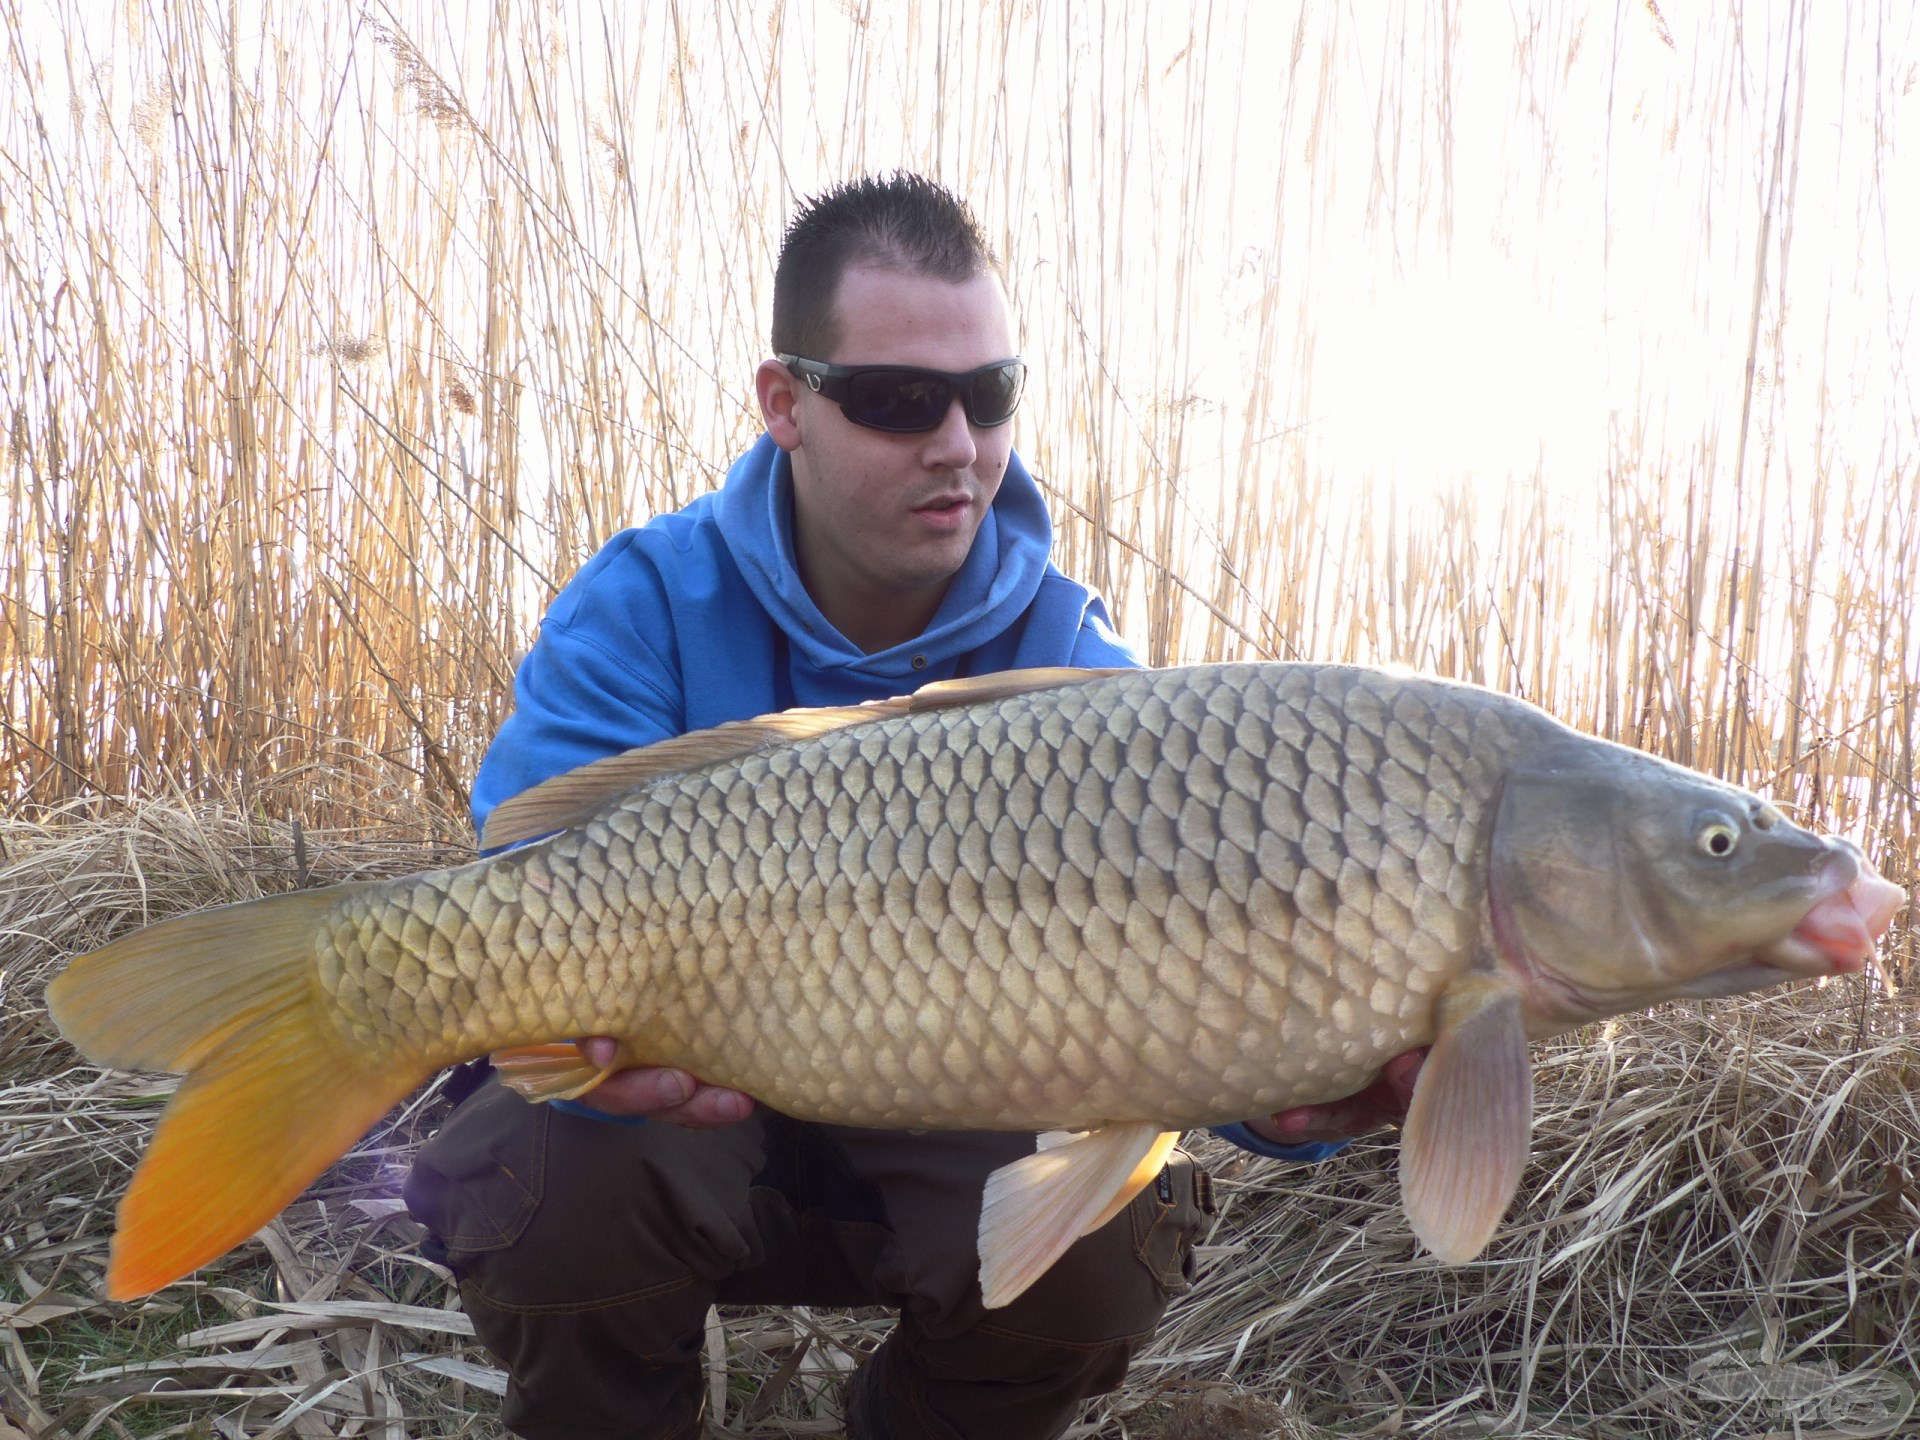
[1488,741,1907,1026]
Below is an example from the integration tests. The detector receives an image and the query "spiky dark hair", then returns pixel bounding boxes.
[771,172,1000,358]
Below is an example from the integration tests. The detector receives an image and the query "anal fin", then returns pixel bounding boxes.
[490,1042,618,1102]
[977,1122,1177,1309]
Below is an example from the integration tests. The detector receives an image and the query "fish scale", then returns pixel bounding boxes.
[308,665,1504,1130]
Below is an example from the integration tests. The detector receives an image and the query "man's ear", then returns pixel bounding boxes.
[756,359,803,451]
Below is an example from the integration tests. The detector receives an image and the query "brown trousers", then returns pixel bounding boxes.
[404,1079,1213,1440]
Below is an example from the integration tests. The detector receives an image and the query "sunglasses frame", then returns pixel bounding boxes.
[778,354,1027,433]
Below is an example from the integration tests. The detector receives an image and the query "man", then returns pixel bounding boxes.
[405,173,1423,1440]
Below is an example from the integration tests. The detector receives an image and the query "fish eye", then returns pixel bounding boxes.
[1697,819,1741,858]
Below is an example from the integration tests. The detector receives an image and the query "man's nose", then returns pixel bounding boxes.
[920,394,979,467]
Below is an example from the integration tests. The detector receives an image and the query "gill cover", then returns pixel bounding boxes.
[1485,755,1671,1000]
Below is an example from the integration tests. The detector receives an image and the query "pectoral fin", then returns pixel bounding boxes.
[1400,977,1533,1263]
[490,1043,618,1102]
[977,1122,1177,1309]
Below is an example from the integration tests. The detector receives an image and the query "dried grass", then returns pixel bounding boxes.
[4,800,1916,1439]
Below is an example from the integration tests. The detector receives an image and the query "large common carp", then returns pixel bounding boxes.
[48,664,1906,1307]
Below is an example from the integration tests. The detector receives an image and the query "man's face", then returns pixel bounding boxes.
[762,264,1017,639]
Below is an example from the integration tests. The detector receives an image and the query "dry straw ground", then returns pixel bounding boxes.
[4,1,1918,1436]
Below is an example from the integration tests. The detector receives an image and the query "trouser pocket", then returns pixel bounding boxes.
[403,1080,549,1262]
[1128,1148,1214,1297]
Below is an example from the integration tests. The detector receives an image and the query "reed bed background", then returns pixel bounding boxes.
[2,0,1917,1436]
[2,0,1914,887]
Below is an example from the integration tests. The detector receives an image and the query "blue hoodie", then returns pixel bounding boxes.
[475,433,1342,1164]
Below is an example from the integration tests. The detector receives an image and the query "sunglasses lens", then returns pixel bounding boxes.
[828,361,1027,431]
[845,370,955,431]
[966,361,1026,426]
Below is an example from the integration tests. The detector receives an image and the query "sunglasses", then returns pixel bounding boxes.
[778,354,1027,433]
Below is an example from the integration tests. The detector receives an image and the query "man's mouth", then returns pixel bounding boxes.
[911,493,975,531]
[914,493,972,515]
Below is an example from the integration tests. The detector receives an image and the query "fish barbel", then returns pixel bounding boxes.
[47,664,1907,1305]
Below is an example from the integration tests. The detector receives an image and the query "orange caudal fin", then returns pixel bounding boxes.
[45,887,426,1300]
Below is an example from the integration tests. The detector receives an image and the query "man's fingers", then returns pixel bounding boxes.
[1261,1106,1318,1139]
[560,1037,744,1122]
[1247,1047,1432,1145]
[645,1089,757,1128]
[579,1064,694,1114]
[577,1067,756,1125]
[1311,1095,1377,1134]
[1263,1095,1366,1140]
[1383,1047,1428,1101]
[566,1047,756,1127]
[1389,1048,1429,1075]
[579,1036,624,1069]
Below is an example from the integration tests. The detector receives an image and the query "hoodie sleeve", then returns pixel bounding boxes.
[1208,1122,1352,1164]
[471,540,685,843]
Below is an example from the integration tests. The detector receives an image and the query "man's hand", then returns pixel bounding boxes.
[1240,1048,1427,1146]
[570,1037,756,1127]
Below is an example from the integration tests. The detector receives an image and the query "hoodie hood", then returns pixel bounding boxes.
[714,432,1055,682]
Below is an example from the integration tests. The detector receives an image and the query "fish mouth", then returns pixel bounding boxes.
[1674,852,1907,1000]
[1757,856,1907,979]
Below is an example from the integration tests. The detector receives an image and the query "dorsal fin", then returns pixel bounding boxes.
[479,703,904,849]
[479,665,1126,850]
[904,666,1127,709]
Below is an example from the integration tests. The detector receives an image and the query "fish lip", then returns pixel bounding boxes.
[1757,852,1905,980]
[1763,851,1862,974]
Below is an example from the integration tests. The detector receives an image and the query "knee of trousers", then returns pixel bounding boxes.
[922,1148,1216,1352]
[403,1081,770,1332]
[853,1156,1215,1440]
